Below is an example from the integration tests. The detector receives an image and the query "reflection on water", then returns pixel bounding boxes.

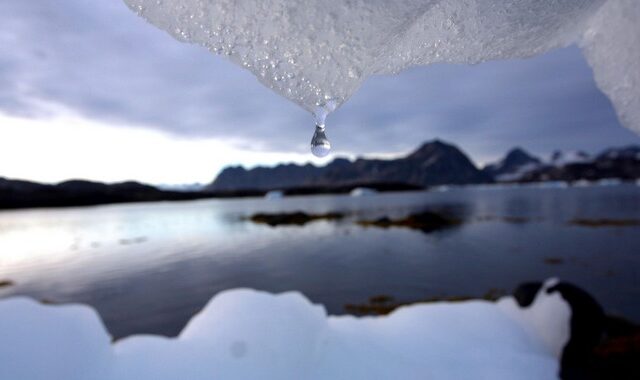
[1,185,639,338]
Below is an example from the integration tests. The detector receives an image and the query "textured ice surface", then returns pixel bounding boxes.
[122,0,639,133]
[0,282,569,379]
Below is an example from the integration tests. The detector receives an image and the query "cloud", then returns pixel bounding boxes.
[1,0,638,167]
[0,112,320,184]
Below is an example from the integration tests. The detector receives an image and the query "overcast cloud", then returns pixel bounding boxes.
[1,0,639,171]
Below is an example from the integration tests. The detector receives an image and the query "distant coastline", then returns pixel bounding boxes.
[2,139,640,210]
[0,177,426,211]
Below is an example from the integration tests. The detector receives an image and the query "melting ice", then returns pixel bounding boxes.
[123,0,640,143]
[0,281,571,379]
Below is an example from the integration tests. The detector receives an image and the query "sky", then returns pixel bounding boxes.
[1,0,639,185]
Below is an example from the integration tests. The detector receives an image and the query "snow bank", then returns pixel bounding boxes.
[0,299,113,380]
[122,0,639,133]
[0,282,571,379]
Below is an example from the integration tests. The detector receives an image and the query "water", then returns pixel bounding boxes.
[310,124,331,157]
[310,101,335,157]
[1,184,639,339]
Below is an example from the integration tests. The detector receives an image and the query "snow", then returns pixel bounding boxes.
[122,0,640,134]
[350,187,376,196]
[596,178,622,186]
[264,190,284,199]
[495,162,541,182]
[0,283,571,379]
[548,151,592,166]
[0,298,113,380]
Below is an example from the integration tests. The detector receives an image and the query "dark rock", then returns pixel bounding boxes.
[344,289,506,317]
[515,281,640,380]
[358,211,460,233]
[546,282,606,380]
[249,212,345,226]
[592,316,640,380]
[513,282,543,307]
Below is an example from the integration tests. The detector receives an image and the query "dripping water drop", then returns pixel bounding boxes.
[310,124,331,157]
[309,99,338,157]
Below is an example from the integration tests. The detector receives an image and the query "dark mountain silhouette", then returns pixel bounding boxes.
[2,142,640,210]
[209,140,491,191]
[0,178,220,210]
[482,148,542,180]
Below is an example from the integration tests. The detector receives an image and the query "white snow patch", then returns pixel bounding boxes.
[264,190,284,199]
[350,187,377,196]
[495,162,541,182]
[548,151,592,166]
[0,298,113,380]
[0,286,571,379]
[122,0,640,134]
[596,178,622,186]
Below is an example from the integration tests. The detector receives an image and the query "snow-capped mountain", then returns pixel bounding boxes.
[484,146,640,183]
[548,150,592,166]
[519,146,640,183]
[596,146,640,161]
[482,148,542,182]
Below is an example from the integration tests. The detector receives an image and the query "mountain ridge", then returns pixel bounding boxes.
[209,140,492,191]
[2,141,640,210]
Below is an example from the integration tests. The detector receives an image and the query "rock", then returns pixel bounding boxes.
[249,212,344,226]
[357,211,460,233]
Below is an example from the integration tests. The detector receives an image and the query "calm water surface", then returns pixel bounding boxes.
[1,184,639,338]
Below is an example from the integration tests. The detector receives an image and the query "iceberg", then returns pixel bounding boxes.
[122,0,639,134]
[0,280,572,379]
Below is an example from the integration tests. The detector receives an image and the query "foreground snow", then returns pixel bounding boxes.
[0,280,569,380]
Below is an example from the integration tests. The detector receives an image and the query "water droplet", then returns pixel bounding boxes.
[309,100,339,157]
[310,124,331,157]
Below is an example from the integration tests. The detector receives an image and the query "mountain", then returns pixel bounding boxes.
[208,140,491,191]
[481,146,640,183]
[4,143,639,211]
[482,148,542,182]
[0,178,215,210]
[548,150,591,166]
[211,163,320,191]
[518,146,640,183]
[596,146,640,160]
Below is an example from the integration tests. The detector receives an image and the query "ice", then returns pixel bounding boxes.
[0,283,571,379]
[0,298,113,380]
[122,0,640,134]
[581,0,640,134]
